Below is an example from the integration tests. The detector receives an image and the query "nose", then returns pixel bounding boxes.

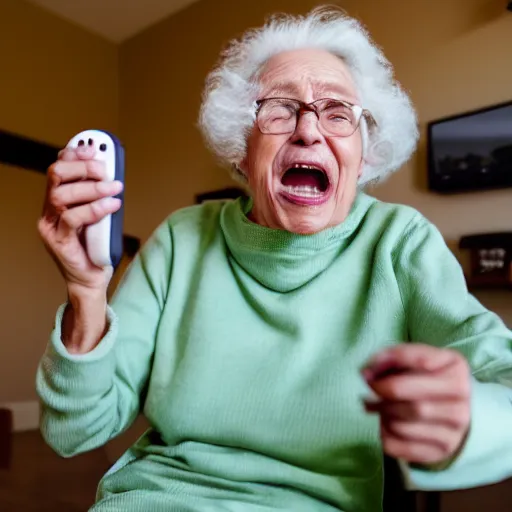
[289,110,322,146]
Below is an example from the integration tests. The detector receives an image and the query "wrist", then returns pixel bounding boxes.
[67,282,107,305]
[63,287,108,354]
[410,426,470,472]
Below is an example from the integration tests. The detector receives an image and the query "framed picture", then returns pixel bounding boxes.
[0,129,59,174]
[195,187,246,204]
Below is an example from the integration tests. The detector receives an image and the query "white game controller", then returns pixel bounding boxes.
[66,129,125,269]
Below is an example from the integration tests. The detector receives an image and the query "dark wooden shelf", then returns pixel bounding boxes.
[465,273,512,291]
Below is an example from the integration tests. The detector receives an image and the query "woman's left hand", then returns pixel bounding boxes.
[362,343,471,466]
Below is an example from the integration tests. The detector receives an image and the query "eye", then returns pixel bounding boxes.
[78,139,85,146]
[323,103,353,123]
[88,138,94,146]
[270,109,292,121]
[328,113,351,122]
[99,143,107,152]
[265,101,295,121]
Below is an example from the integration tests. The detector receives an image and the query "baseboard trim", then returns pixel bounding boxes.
[0,401,39,432]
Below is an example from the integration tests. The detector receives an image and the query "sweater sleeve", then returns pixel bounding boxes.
[36,219,172,457]
[393,214,512,491]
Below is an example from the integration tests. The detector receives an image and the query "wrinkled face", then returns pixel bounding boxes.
[241,49,364,234]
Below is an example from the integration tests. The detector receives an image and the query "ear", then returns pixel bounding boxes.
[239,155,248,174]
[237,154,250,178]
[232,161,249,184]
[357,157,364,178]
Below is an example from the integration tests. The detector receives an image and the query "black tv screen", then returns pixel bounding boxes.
[427,101,512,193]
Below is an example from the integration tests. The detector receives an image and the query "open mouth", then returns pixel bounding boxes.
[280,164,330,205]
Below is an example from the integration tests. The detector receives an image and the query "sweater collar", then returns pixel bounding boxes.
[220,192,375,292]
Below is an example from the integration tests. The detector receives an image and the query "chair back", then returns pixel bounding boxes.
[383,454,418,511]
[0,408,13,469]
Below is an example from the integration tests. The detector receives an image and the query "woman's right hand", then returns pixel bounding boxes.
[38,145,123,298]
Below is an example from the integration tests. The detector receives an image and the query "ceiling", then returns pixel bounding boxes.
[27,0,201,43]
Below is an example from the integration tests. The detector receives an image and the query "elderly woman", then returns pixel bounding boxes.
[36,6,512,512]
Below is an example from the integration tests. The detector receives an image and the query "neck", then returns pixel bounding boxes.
[248,198,357,235]
[220,192,374,292]
[247,200,281,231]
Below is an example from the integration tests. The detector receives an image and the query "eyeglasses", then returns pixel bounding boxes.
[255,97,376,138]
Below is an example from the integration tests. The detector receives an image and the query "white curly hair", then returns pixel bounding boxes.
[198,5,419,187]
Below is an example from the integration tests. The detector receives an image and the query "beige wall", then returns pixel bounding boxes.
[0,0,118,403]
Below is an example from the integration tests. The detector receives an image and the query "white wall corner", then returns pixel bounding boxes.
[1,401,40,432]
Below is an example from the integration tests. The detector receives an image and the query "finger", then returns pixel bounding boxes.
[58,148,79,162]
[364,399,470,430]
[384,418,456,449]
[380,423,452,465]
[58,197,122,235]
[365,371,468,401]
[380,420,460,464]
[50,180,123,210]
[47,159,107,189]
[42,159,108,225]
[362,344,460,381]
[58,145,96,162]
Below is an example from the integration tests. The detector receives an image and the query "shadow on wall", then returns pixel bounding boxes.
[462,0,510,36]
[413,125,430,192]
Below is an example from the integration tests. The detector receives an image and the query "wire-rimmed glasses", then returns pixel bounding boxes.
[255,97,376,137]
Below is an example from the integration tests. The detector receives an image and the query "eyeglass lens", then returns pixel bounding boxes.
[257,99,359,136]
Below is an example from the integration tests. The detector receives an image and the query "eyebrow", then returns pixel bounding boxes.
[264,80,359,103]
[264,80,301,96]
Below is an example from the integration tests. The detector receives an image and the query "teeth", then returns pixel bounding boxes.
[283,185,324,198]
[292,164,321,171]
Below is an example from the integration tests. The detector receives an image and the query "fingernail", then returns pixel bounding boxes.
[77,146,92,157]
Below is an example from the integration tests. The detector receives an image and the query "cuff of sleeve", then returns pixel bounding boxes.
[50,302,118,362]
[399,378,512,491]
[40,302,119,396]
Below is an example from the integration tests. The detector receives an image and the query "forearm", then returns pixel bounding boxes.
[37,219,172,457]
[394,214,512,490]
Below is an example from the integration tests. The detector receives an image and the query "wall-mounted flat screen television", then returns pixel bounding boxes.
[427,101,512,193]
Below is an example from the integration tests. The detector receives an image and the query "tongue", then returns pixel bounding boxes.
[282,169,324,189]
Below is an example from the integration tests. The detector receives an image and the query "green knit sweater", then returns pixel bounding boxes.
[36,193,512,511]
